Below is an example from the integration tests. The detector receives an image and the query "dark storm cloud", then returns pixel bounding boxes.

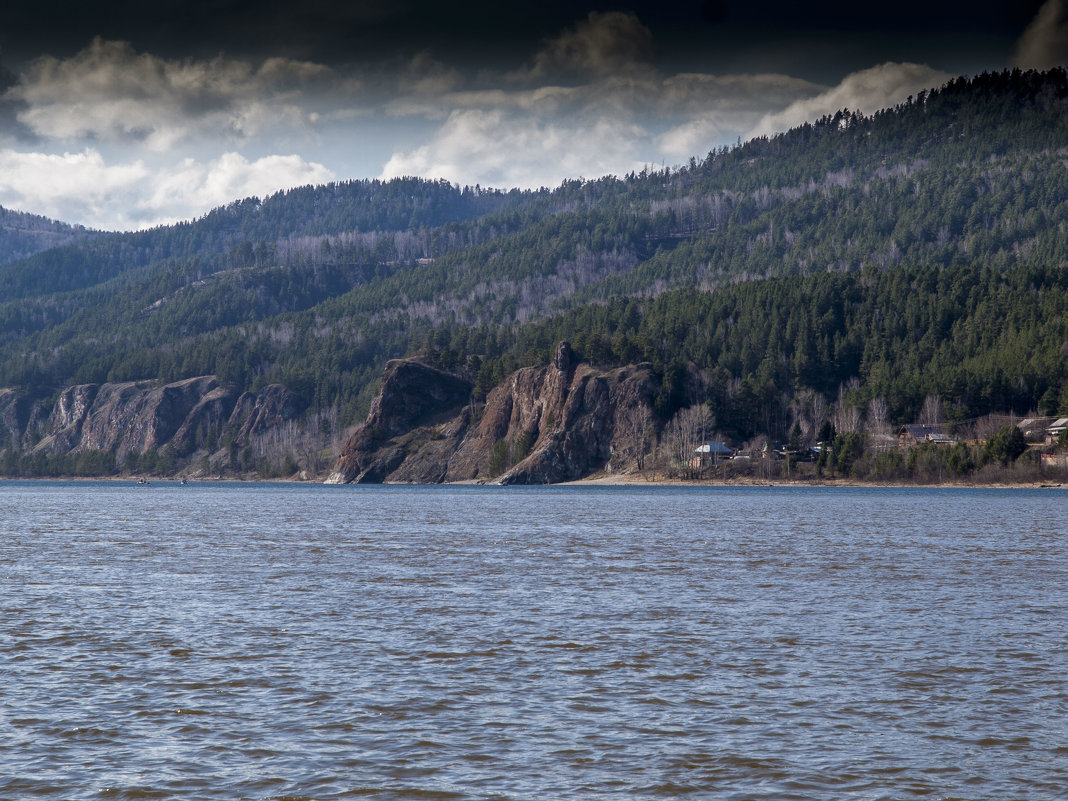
[0,60,36,144]
[1,1,1046,67]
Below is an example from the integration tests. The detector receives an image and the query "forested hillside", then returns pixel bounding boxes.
[1,68,1066,479]
[0,207,96,267]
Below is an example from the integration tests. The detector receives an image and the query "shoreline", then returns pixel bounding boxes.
[1,473,1064,490]
[556,472,1066,490]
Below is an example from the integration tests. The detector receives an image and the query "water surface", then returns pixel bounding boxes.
[2,482,1066,799]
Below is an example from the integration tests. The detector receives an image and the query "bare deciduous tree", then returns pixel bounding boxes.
[971,413,1016,443]
[834,379,863,434]
[865,396,891,435]
[919,395,944,426]
[614,403,653,475]
[660,405,714,478]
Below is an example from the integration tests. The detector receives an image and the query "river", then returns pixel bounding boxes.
[1,481,1065,799]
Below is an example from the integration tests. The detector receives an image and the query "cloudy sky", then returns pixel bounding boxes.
[1,0,1065,231]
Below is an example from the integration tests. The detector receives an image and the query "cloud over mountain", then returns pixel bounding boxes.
[746,62,953,140]
[7,38,339,150]
[0,148,333,230]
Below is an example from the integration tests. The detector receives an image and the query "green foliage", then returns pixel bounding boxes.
[946,442,976,475]
[983,425,1028,465]
[513,431,534,464]
[0,448,117,477]
[488,439,510,477]
[488,262,1068,438]
[832,432,865,474]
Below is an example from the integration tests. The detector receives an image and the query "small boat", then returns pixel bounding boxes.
[137,477,150,485]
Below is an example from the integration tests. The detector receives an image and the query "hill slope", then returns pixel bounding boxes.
[0,206,96,267]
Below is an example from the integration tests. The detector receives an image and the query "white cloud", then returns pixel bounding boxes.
[1014,0,1068,70]
[746,62,953,140]
[381,66,829,186]
[0,147,333,230]
[0,14,982,231]
[0,148,149,228]
[659,73,824,115]
[380,108,648,188]
[7,38,339,150]
[658,116,734,160]
[144,153,335,226]
[386,85,582,119]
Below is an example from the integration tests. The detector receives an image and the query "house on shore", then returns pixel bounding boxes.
[1018,417,1055,444]
[898,424,954,447]
[692,441,734,468]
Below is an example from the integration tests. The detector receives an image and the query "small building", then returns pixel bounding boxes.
[1018,417,1056,443]
[1049,418,1068,440]
[898,424,954,447]
[693,441,733,468]
[692,440,734,469]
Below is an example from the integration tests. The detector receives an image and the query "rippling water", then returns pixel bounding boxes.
[1,481,1066,800]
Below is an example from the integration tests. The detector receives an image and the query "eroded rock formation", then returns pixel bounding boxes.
[327,342,659,485]
[326,359,475,483]
[0,376,304,471]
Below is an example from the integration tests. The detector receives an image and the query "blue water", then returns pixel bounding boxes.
[1,482,1066,799]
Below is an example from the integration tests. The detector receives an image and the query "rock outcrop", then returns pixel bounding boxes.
[227,384,304,444]
[326,360,474,483]
[29,376,226,461]
[0,389,21,450]
[327,342,660,485]
[0,386,51,451]
[1,376,307,472]
[4,343,660,484]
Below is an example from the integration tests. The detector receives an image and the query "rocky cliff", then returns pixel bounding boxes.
[327,342,660,485]
[3,345,660,483]
[326,359,475,484]
[0,376,304,474]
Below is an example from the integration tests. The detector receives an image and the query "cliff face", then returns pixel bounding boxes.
[326,360,475,484]
[35,377,223,460]
[328,342,659,485]
[1,376,304,471]
[0,389,21,450]
[4,345,658,483]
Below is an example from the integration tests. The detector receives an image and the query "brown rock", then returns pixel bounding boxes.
[326,360,474,483]
[327,344,659,485]
[46,376,221,460]
[449,361,657,485]
[227,384,303,443]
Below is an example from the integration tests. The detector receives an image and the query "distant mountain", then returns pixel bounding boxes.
[0,206,96,267]
[1,68,1066,479]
